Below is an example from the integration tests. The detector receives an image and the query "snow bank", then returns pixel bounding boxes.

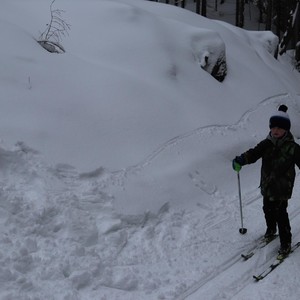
[1,0,299,171]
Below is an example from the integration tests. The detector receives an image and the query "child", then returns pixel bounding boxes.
[232,105,300,255]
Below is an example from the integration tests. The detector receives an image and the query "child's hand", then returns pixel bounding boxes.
[232,155,245,172]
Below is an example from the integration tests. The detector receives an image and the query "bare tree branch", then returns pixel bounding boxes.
[38,0,70,53]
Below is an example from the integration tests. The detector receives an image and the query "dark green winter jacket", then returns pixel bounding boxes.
[242,132,300,200]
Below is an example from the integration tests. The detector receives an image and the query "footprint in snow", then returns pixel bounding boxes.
[189,170,217,195]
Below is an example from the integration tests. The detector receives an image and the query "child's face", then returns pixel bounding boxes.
[271,127,286,138]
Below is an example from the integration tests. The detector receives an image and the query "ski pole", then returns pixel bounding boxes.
[237,171,247,234]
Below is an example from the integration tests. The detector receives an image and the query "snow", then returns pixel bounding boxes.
[1,0,300,299]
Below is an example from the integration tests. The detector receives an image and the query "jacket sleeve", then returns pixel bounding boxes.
[242,139,269,165]
[294,142,300,169]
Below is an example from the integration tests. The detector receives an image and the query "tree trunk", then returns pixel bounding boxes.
[279,2,299,55]
[257,0,264,23]
[239,0,245,27]
[296,42,300,62]
[235,0,240,26]
[236,0,244,28]
[196,0,201,14]
[265,0,273,30]
[202,0,207,17]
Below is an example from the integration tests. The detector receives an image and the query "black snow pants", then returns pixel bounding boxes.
[263,197,292,247]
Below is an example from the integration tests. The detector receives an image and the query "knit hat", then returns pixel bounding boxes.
[269,104,291,131]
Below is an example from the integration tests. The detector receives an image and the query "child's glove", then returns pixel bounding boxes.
[232,155,245,172]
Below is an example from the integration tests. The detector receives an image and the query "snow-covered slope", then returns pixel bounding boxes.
[1,0,300,299]
[1,0,299,172]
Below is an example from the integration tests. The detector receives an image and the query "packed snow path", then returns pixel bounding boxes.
[1,93,300,299]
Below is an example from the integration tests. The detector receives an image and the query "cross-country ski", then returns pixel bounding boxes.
[241,235,278,260]
[253,242,300,281]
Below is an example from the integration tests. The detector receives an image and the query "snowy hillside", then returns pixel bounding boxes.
[1,0,300,299]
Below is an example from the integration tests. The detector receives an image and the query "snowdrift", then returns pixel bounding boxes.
[1,0,299,172]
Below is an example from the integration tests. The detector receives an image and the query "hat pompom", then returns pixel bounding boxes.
[278,104,288,113]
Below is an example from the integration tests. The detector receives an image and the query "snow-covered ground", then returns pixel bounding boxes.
[1,0,300,299]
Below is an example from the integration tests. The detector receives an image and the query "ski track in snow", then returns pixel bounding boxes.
[1,93,300,299]
[105,92,299,186]
[96,93,296,194]
[175,207,300,300]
